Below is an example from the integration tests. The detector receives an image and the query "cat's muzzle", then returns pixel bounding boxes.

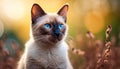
[51,33,62,43]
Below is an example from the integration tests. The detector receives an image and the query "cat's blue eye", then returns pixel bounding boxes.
[44,24,51,29]
[59,24,64,29]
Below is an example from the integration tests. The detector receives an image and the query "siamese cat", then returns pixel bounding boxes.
[17,3,73,69]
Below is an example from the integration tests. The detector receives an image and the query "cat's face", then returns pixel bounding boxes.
[31,4,69,45]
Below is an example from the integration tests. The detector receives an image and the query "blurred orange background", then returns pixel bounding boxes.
[0,0,120,69]
[0,0,119,44]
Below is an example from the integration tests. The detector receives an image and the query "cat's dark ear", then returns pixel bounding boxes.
[31,4,46,24]
[57,3,69,22]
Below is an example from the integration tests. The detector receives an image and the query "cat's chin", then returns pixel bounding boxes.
[51,38,61,43]
[50,36,63,44]
[35,38,62,46]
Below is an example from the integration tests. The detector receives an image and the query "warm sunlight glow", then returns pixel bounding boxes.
[2,0,25,20]
[85,11,105,33]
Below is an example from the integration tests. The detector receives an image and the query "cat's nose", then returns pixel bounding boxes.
[54,30,60,36]
[54,29,61,37]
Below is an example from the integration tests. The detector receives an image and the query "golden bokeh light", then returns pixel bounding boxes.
[2,0,25,20]
[84,11,105,33]
[0,0,108,43]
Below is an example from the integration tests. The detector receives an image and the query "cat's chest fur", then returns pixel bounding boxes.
[25,39,68,69]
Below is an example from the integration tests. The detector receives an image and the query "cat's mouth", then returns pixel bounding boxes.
[50,35,62,43]
[53,38,61,43]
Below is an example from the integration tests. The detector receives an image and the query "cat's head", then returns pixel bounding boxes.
[31,3,69,46]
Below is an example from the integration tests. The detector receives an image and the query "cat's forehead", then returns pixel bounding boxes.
[36,13,65,25]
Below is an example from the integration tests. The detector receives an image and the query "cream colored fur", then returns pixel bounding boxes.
[17,39,73,69]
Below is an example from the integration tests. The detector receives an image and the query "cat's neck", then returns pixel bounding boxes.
[36,41,63,50]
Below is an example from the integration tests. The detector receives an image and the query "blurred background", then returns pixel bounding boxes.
[0,0,120,69]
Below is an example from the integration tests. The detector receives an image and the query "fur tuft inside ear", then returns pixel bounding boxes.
[57,3,69,22]
[31,3,46,24]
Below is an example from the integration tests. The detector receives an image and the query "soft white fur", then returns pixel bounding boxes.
[17,38,73,69]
